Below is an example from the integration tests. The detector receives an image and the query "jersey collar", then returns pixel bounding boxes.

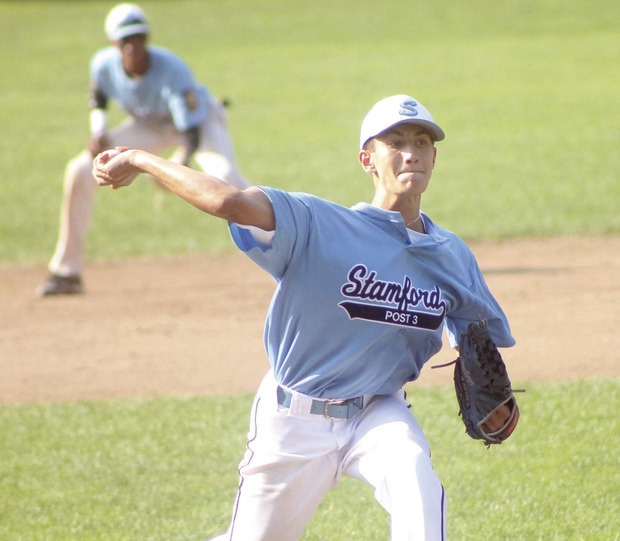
[351,203,449,247]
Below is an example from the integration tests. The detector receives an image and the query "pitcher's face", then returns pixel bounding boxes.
[361,124,437,199]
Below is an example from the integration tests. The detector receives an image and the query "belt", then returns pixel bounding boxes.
[276,386,365,419]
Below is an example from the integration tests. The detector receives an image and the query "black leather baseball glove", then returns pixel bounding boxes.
[447,320,521,446]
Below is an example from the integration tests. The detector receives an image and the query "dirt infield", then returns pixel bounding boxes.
[1,235,619,405]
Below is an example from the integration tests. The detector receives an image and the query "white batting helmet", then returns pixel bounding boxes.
[105,3,149,41]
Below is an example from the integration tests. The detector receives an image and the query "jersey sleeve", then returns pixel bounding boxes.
[89,48,115,100]
[229,188,313,280]
[442,240,515,348]
[161,54,210,131]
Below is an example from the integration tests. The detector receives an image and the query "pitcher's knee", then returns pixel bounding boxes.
[65,152,97,186]
[378,446,441,507]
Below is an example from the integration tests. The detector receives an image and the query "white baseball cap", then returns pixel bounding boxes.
[105,3,149,41]
[359,94,445,149]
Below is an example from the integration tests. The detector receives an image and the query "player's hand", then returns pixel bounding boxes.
[93,148,139,189]
[481,403,511,433]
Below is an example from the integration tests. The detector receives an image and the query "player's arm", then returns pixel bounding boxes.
[93,149,275,231]
[88,86,111,157]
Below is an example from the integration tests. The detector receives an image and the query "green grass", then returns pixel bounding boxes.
[0,0,619,264]
[1,2,618,539]
[1,380,618,540]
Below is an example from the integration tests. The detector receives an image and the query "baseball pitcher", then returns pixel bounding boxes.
[93,94,521,540]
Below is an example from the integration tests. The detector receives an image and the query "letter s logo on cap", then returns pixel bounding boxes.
[399,99,419,118]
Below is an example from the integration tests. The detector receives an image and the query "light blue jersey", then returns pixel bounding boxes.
[91,45,210,131]
[230,188,515,399]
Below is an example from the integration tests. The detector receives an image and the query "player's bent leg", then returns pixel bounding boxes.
[195,101,249,190]
[228,451,335,541]
[39,120,183,296]
[193,152,244,188]
[342,393,447,541]
[44,151,98,287]
[219,373,340,541]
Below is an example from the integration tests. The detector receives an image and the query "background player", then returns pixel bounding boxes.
[37,2,249,296]
[93,94,516,540]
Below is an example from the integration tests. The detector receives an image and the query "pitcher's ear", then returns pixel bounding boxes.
[359,149,375,173]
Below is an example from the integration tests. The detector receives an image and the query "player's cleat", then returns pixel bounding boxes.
[36,274,84,296]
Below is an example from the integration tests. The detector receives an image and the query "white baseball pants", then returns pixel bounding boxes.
[210,371,447,540]
[48,100,247,277]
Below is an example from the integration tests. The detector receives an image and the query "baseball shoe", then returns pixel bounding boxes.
[36,274,84,296]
